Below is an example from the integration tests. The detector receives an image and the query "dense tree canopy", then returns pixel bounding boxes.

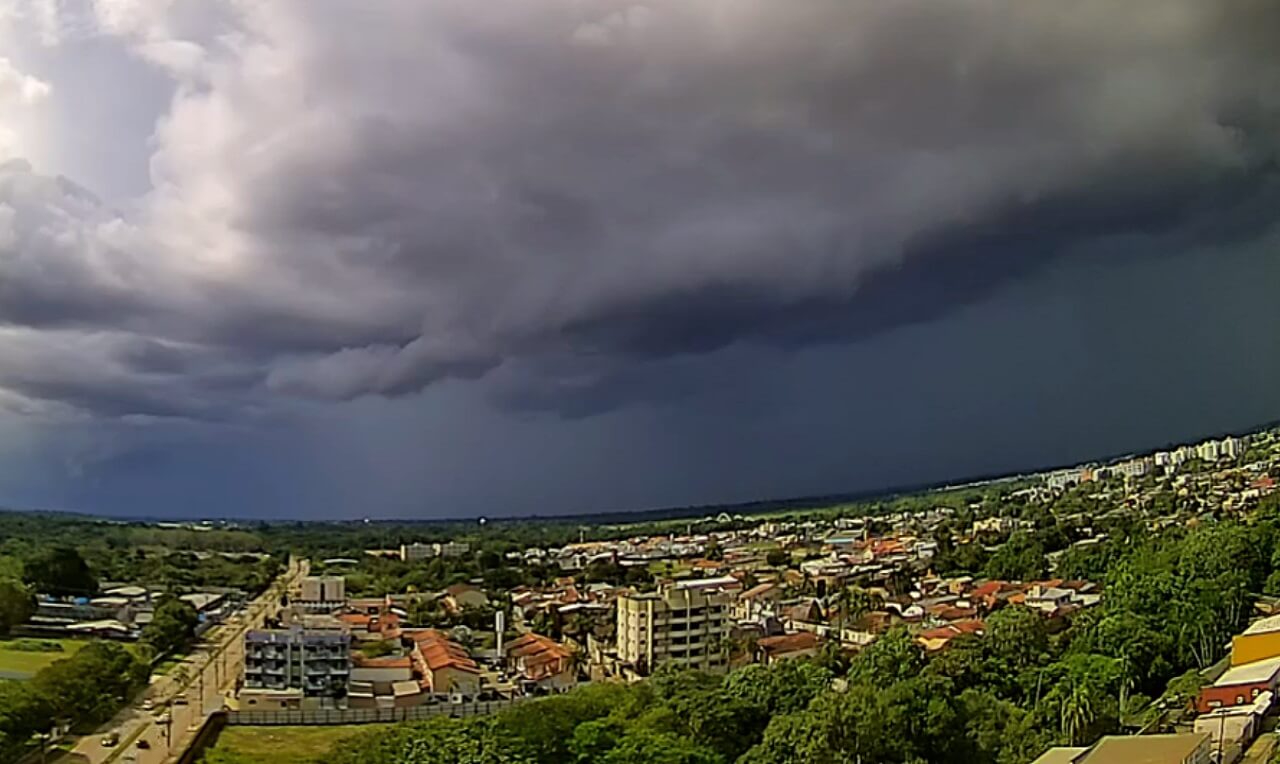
[22,546,97,597]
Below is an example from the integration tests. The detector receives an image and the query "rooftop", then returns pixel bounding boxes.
[1242,614,1280,636]
[1213,655,1280,686]
[1076,733,1208,764]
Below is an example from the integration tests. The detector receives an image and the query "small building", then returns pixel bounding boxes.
[755,631,820,665]
[1193,691,1270,764]
[406,629,481,698]
[1032,733,1211,764]
[1231,614,1280,666]
[443,584,490,611]
[504,632,577,691]
[296,576,345,614]
[1197,655,1280,712]
[349,655,414,696]
[735,582,784,621]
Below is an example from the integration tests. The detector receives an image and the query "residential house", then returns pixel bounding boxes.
[406,629,481,698]
[735,582,784,621]
[755,631,821,665]
[443,584,490,611]
[1032,733,1211,764]
[504,632,577,691]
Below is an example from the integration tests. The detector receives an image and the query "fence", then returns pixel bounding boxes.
[176,711,228,764]
[226,698,527,726]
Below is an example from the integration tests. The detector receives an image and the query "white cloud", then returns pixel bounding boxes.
[0,57,50,104]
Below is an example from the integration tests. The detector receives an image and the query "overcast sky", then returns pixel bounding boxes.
[0,1,1277,520]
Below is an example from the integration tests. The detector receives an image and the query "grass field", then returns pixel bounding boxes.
[0,638,90,679]
[202,725,387,764]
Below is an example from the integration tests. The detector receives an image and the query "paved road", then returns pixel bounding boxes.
[52,558,303,764]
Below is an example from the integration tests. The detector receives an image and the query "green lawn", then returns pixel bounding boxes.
[202,725,387,764]
[0,638,90,679]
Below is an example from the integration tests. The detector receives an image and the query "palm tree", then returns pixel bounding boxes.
[1060,682,1096,746]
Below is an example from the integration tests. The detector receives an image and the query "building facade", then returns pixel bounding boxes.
[297,575,346,613]
[243,626,351,698]
[616,581,732,675]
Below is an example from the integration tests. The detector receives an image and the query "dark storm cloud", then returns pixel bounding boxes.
[3,1,1280,419]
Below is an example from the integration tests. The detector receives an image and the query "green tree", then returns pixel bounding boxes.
[983,532,1047,581]
[22,547,97,597]
[142,596,199,656]
[0,578,35,636]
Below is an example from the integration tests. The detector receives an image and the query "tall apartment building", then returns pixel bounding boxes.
[243,625,351,698]
[616,579,733,676]
[1198,440,1222,462]
[297,575,345,613]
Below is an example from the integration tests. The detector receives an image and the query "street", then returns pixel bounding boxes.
[51,558,303,764]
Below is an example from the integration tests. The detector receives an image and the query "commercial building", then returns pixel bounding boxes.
[616,579,733,675]
[242,625,351,701]
[297,576,346,613]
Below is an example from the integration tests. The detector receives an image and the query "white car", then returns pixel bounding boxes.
[141,699,154,711]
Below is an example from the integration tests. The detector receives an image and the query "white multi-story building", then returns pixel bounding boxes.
[616,580,733,676]
[1198,440,1222,462]
[437,541,471,558]
[1221,436,1246,460]
[1045,470,1082,490]
[1114,457,1153,479]
[297,576,345,613]
[399,543,435,562]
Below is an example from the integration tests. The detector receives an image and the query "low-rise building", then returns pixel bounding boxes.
[755,631,820,664]
[1032,733,1210,764]
[1231,614,1280,666]
[504,632,577,691]
[407,629,481,698]
[443,584,489,611]
[1196,655,1280,712]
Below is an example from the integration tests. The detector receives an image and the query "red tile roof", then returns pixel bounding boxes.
[758,631,820,656]
[352,655,412,669]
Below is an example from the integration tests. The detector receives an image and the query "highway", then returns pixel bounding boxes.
[52,558,304,764]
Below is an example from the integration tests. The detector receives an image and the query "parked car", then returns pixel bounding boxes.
[101,732,119,747]
[141,699,154,711]
[136,740,150,750]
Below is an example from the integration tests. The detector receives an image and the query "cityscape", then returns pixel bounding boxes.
[0,425,1277,762]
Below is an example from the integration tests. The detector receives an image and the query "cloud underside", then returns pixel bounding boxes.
[2,1,1280,419]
